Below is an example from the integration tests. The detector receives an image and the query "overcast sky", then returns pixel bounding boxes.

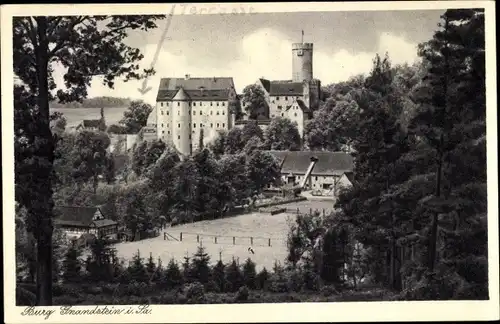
[52,10,444,105]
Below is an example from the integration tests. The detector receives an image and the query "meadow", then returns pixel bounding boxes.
[50,107,128,127]
[113,200,335,271]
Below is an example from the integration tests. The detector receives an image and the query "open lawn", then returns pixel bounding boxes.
[50,107,128,127]
[114,211,293,271]
[113,199,336,271]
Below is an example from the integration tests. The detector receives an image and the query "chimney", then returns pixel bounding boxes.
[185,74,190,80]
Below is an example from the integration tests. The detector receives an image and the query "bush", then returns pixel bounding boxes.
[185,281,205,303]
[234,285,250,302]
[321,285,339,297]
[16,286,36,306]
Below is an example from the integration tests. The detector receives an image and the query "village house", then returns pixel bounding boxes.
[265,150,354,197]
[75,119,101,132]
[53,206,118,241]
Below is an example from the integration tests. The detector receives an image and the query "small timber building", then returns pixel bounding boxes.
[54,206,118,241]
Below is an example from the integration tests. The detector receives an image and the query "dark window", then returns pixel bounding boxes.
[177,102,180,106]
[193,102,196,106]
[168,131,170,134]
[178,123,180,128]
[222,102,225,106]
[193,111,196,115]
[200,111,203,115]
[178,135,180,139]
[211,111,213,115]
[294,113,297,117]
[211,123,213,128]
[161,102,163,107]
[162,130,165,134]
[217,111,220,115]
[167,111,169,115]
[276,96,280,100]
[211,102,213,106]
[222,123,225,128]
[161,123,164,127]
[166,102,169,106]
[161,111,164,115]
[189,135,191,139]
[193,123,196,128]
[217,123,220,128]
[217,102,219,106]
[285,96,288,100]
[222,111,225,115]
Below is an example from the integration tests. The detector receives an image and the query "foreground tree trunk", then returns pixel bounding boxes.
[34,17,54,306]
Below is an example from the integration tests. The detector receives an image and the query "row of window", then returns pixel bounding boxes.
[160,109,226,116]
[273,96,300,101]
[161,122,226,128]
[161,122,226,135]
[160,101,226,107]
[270,113,298,118]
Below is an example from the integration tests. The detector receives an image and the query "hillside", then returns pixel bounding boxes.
[49,96,131,109]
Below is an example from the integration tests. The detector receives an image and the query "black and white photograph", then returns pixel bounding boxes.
[2,1,498,323]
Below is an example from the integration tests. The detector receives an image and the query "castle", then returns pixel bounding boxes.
[145,38,321,156]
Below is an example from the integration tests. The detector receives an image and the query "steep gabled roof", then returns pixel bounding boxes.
[54,206,117,228]
[258,78,271,92]
[264,151,354,176]
[156,77,235,101]
[269,81,304,96]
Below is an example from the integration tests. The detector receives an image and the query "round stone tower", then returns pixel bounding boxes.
[171,87,192,156]
[292,43,313,82]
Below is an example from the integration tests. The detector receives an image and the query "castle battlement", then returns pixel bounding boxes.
[292,43,313,50]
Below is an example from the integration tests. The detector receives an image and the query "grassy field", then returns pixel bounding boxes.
[50,107,128,127]
[113,200,336,271]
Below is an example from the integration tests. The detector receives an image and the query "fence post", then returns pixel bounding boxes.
[215,236,217,244]
[268,238,271,247]
[197,235,199,243]
[233,236,235,245]
[297,208,299,214]
[180,232,182,241]
[310,208,312,215]
[250,237,253,245]
[323,208,325,217]
[164,232,166,240]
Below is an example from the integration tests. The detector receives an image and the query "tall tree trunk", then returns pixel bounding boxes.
[428,144,443,272]
[34,16,54,306]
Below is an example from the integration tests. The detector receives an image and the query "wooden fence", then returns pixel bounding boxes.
[164,231,286,247]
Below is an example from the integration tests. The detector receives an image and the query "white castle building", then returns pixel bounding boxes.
[145,38,321,156]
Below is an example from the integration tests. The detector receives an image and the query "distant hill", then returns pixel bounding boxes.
[50,96,132,109]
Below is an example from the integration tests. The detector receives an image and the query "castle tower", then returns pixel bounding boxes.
[292,35,313,82]
[171,87,192,156]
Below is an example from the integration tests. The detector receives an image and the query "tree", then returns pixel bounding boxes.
[98,107,107,132]
[211,260,227,292]
[50,111,67,136]
[225,127,245,154]
[107,124,128,134]
[13,15,164,304]
[256,267,270,290]
[207,130,227,158]
[219,153,250,206]
[118,183,154,241]
[242,258,257,289]
[241,84,268,119]
[264,117,301,151]
[304,98,360,151]
[120,100,153,134]
[192,149,220,215]
[225,258,244,292]
[163,259,183,289]
[400,9,487,298]
[229,94,243,120]
[128,250,147,282]
[131,139,167,177]
[241,120,264,144]
[191,245,211,284]
[245,150,281,196]
[62,244,82,283]
[198,128,205,151]
[72,130,111,193]
[243,135,264,155]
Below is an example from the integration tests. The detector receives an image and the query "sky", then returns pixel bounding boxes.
[52,10,444,105]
